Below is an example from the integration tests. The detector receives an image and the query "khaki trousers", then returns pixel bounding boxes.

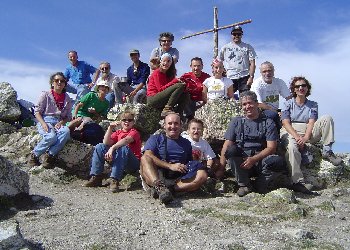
[280,115,335,183]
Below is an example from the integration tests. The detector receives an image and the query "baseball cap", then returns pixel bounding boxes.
[129,49,140,55]
[231,25,243,34]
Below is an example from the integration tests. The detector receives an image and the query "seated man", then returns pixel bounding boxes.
[220,91,289,197]
[140,113,208,204]
[251,61,291,131]
[150,32,179,70]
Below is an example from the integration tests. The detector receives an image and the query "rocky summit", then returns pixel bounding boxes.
[1,82,350,250]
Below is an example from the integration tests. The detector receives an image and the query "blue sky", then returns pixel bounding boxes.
[0,0,349,152]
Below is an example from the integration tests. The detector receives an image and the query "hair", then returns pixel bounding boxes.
[49,72,67,93]
[239,90,258,103]
[289,76,312,97]
[190,57,203,65]
[99,61,111,69]
[162,58,176,79]
[164,112,181,123]
[260,61,274,71]
[119,111,135,120]
[159,32,174,42]
[68,50,78,56]
[187,118,204,128]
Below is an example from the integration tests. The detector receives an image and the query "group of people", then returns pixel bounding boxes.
[28,26,342,204]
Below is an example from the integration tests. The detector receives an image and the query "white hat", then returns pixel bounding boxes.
[94,80,110,92]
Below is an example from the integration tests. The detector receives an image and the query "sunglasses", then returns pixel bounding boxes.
[100,67,109,71]
[121,119,134,122]
[232,33,242,37]
[160,39,172,43]
[294,84,308,88]
[53,79,66,83]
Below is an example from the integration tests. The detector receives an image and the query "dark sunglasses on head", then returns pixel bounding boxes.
[294,84,307,88]
[122,119,134,122]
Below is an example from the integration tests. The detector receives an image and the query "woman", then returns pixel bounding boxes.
[84,111,141,193]
[202,58,234,103]
[29,72,73,168]
[147,53,189,117]
[280,76,342,193]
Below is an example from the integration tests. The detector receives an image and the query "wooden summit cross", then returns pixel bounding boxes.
[181,6,252,58]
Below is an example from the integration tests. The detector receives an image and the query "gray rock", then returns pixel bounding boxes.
[0,121,16,135]
[283,228,316,239]
[0,82,21,122]
[0,155,29,196]
[0,220,27,249]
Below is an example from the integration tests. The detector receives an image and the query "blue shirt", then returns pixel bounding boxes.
[64,60,97,85]
[281,98,318,122]
[143,133,192,164]
[126,61,150,87]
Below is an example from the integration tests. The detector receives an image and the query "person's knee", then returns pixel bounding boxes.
[225,144,244,159]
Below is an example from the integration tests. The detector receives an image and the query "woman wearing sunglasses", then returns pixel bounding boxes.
[83,111,141,193]
[28,72,73,168]
[280,76,342,194]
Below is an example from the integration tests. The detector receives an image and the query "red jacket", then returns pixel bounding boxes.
[180,71,210,101]
[146,69,179,96]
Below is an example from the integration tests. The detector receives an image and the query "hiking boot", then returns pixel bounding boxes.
[42,153,56,169]
[153,179,173,204]
[28,152,40,167]
[322,151,343,166]
[83,175,103,187]
[108,178,119,193]
[141,175,158,199]
[161,106,173,118]
[291,182,314,195]
[237,185,252,197]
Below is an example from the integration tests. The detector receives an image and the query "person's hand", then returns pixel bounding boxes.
[87,82,94,89]
[109,121,120,129]
[169,163,188,173]
[104,148,114,162]
[240,157,256,169]
[41,122,49,133]
[55,122,63,130]
[247,77,254,86]
[88,107,96,114]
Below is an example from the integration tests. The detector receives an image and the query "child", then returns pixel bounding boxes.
[68,81,110,131]
[83,111,142,193]
[202,58,234,102]
[29,72,73,168]
[182,118,221,178]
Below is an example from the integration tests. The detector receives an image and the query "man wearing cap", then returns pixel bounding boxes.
[140,112,208,204]
[150,32,179,70]
[64,50,100,102]
[219,26,257,94]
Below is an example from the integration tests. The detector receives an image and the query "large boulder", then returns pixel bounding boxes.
[0,220,28,249]
[0,155,29,196]
[0,82,21,122]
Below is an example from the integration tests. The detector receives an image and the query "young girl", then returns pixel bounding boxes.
[202,58,234,102]
[84,111,142,193]
[29,72,73,168]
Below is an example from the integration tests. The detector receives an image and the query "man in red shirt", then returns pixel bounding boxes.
[83,111,141,192]
[180,57,210,120]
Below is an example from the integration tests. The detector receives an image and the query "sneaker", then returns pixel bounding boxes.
[141,175,158,199]
[83,175,103,187]
[42,153,56,169]
[108,178,119,193]
[28,152,40,167]
[322,151,343,166]
[291,182,314,195]
[237,185,252,197]
[153,179,173,204]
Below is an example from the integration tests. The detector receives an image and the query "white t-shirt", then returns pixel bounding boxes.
[251,76,290,110]
[203,76,233,100]
[181,132,216,161]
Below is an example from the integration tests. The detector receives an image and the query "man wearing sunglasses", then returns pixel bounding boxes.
[150,32,179,70]
[219,26,257,94]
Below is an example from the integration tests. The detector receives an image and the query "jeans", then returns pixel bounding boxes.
[90,143,140,181]
[66,83,90,102]
[33,116,70,157]
[113,82,146,105]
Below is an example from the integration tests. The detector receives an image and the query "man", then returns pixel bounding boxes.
[140,113,208,204]
[251,61,292,131]
[180,57,210,120]
[94,62,120,109]
[117,49,150,104]
[150,32,179,70]
[64,51,100,102]
[219,26,257,94]
[219,91,288,197]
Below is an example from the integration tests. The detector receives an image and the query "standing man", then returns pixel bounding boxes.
[251,61,292,131]
[219,26,257,94]
[150,32,179,70]
[219,91,288,197]
[64,50,99,102]
[180,57,211,120]
[140,113,208,204]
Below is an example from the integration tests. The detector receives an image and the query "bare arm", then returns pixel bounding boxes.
[202,85,208,103]
[143,150,188,173]
[258,102,277,112]
[303,119,316,141]
[227,84,234,99]
[35,112,48,132]
[247,59,256,85]
[73,102,84,119]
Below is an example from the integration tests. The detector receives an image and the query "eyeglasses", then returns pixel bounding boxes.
[100,67,109,71]
[294,84,308,89]
[53,79,66,83]
[160,39,172,43]
[121,119,134,122]
[232,33,242,37]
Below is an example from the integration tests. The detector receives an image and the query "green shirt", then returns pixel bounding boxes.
[77,92,109,118]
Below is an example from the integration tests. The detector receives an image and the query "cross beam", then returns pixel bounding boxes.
[181,6,252,58]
